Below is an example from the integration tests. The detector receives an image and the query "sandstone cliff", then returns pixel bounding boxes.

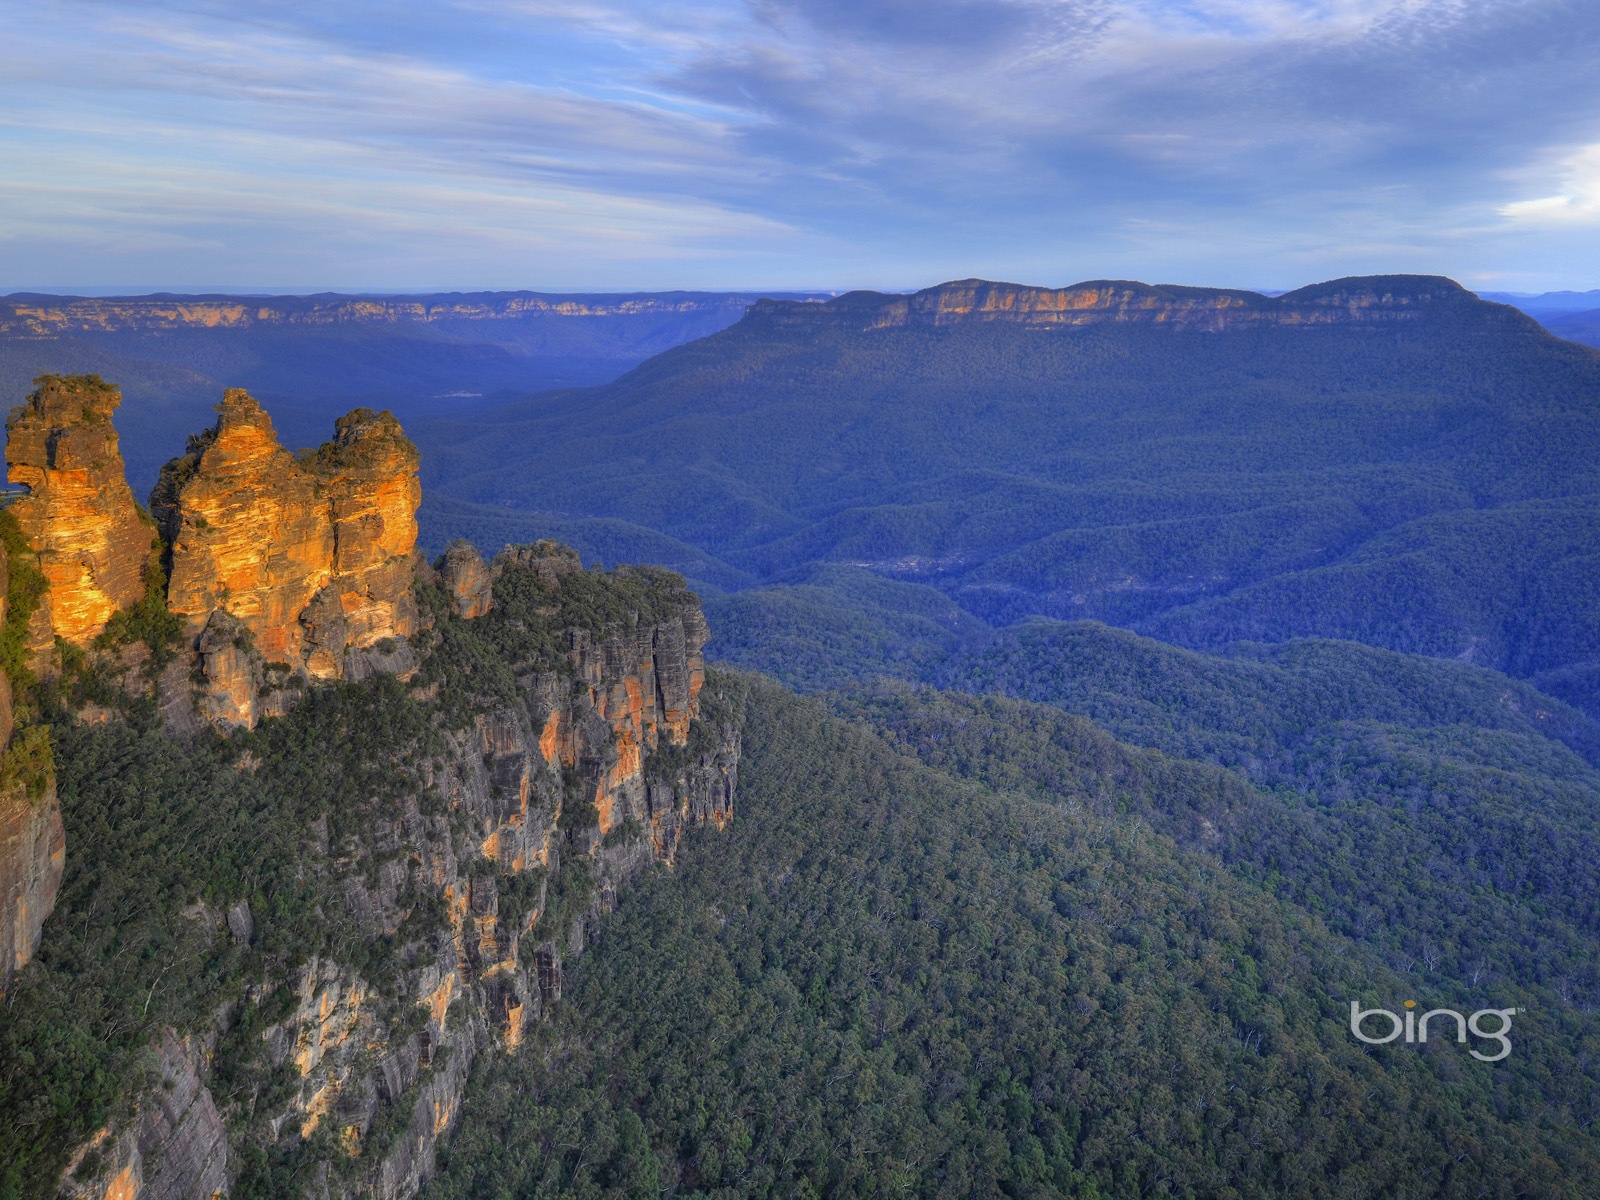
[0,775,62,996]
[57,1029,229,1200]
[5,375,153,647]
[745,274,1537,334]
[0,517,64,995]
[45,542,737,1200]
[0,291,771,335]
[152,390,421,728]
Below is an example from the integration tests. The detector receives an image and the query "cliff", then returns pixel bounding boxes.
[151,390,421,728]
[744,274,1539,334]
[0,291,783,335]
[0,514,64,996]
[5,375,154,648]
[0,772,62,996]
[5,527,736,1200]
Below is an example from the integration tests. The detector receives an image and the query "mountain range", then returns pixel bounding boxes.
[2,274,1599,1198]
[394,275,1600,722]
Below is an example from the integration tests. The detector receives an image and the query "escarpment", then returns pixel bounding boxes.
[745,274,1536,334]
[40,545,738,1200]
[0,375,738,1200]
[0,519,64,995]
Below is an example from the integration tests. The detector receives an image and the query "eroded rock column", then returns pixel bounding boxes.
[5,374,152,645]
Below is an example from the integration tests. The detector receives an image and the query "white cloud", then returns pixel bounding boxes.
[1501,143,1600,226]
[3,0,1600,288]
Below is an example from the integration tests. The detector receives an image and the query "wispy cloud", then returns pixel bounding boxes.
[3,0,1599,289]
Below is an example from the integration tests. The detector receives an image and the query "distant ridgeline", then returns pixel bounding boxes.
[0,288,831,504]
[409,273,1600,718]
[744,274,1517,331]
[0,291,790,333]
[0,375,739,1199]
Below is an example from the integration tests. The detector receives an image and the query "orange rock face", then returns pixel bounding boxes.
[158,390,332,666]
[153,391,422,726]
[312,408,422,651]
[746,275,1492,334]
[5,375,153,645]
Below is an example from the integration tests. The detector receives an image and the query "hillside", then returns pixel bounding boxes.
[1,372,1598,1197]
[407,275,1600,715]
[426,678,1600,1198]
[1543,308,1600,349]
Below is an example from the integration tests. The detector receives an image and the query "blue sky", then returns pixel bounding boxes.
[4,0,1600,292]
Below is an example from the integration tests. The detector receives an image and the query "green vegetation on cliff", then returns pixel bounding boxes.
[0,549,726,1200]
[0,679,441,1198]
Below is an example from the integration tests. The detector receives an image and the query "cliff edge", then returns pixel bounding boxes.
[744,274,1537,334]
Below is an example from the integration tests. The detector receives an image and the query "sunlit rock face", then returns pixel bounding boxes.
[487,544,725,862]
[5,375,153,646]
[151,390,422,727]
[745,274,1523,334]
[155,389,333,668]
[316,408,423,654]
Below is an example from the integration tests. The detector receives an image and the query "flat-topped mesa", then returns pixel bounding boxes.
[744,274,1533,334]
[5,375,153,646]
[152,389,421,728]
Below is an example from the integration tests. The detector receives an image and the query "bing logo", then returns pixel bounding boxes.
[1349,1000,1520,1061]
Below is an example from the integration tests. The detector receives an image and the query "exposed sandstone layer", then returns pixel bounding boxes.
[58,1028,229,1200]
[155,390,331,663]
[439,541,494,619]
[746,275,1534,334]
[153,390,421,728]
[0,292,765,335]
[5,375,153,646]
[59,545,738,1199]
[0,775,63,995]
[0,532,64,996]
[316,408,422,657]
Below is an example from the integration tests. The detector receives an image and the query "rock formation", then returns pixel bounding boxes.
[5,375,153,646]
[53,542,738,1199]
[0,291,768,335]
[315,408,422,660]
[152,390,421,728]
[745,274,1535,334]
[0,778,62,995]
[439,541,494,619]
[58,1028,229,1200]
[1,373,736,1198]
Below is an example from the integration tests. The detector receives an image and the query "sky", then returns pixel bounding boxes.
[3,0,1600,293]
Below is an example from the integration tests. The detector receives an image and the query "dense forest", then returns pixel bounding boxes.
[402,282,1600,716]
[425,677,1598,1199]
